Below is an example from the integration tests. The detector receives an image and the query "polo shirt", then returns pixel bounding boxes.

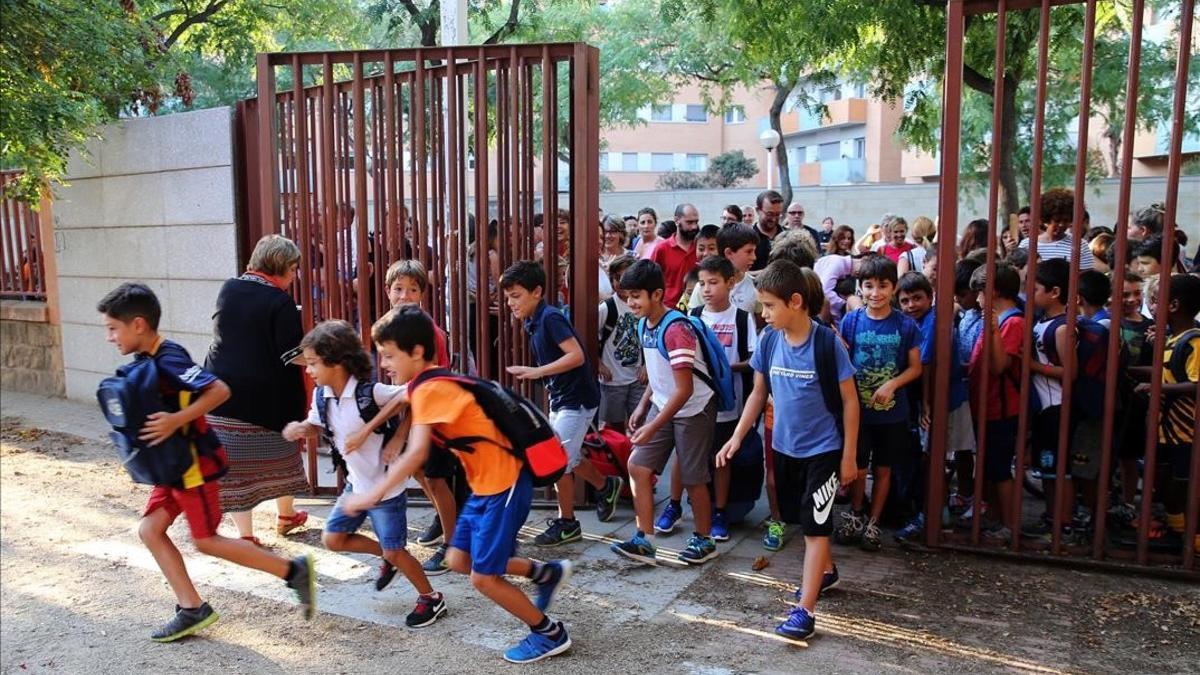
[751,224,786,271]
[651,235,697,307]
[524,300,600,411]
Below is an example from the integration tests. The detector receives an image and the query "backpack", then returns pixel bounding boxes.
[757,324,846,435]
[314,379,399,476]
[1042,314,1110,419]
[689,305,754,401]
[97,357,201,487]
[639,309,736,411]
[1167,328,1200,386]
[995,307,1028,419]
[583,426,652,497]
[407,368,568,487]
[600,297,619,350]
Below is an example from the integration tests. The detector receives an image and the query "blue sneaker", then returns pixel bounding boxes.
[711,511,730,542]
[678,534,718,565]
[502,623,572,664]
[533,560,573,612]
[610,533,657,564]
[762,519,785,552]
[776,606,815,641]
[894,512,926,546]
[793,565,840,600]
[654,502,683,535]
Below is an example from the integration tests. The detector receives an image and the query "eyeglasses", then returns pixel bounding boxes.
[788,211,804,216]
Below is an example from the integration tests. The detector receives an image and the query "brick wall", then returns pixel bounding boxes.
[1,301,65,397]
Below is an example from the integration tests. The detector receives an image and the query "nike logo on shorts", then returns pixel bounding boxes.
[812,472,840,525]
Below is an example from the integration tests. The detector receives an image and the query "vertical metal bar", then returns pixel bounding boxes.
[384,53,400,267]
[495,58,510,387]
[256,54,279,235]
[321,57,338,325]
[293,56,314,332]
[414,52,429,296]
[447,57,463,370]
[352,54,370,342]
[474,50,491,378]
[571,45,601,365]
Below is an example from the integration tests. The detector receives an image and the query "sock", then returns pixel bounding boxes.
[531,615,561,638]
[715,508,726,517]
[1167,512,1185,533]
[670,499,682,512]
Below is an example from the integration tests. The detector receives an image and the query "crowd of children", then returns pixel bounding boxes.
[98,186,1198,657]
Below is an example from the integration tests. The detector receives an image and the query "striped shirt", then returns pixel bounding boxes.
[641,317,713,418]
[1018,235,1095,270]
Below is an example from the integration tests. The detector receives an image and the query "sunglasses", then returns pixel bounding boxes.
[788,211,804,216]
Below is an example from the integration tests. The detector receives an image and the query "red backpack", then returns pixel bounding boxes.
[583,427,653,498]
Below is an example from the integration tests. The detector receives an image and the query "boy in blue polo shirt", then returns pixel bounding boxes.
[502,261,624,546]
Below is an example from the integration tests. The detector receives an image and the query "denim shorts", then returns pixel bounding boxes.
[550,406,597,472]
[325,486,409,551]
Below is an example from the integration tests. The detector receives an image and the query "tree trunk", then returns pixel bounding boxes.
[997,74,1021,217]
[769,81,793,205]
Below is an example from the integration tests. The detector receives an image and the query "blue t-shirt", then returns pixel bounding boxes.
[840,308,920,425]
[751,326,855,459]
[916,309,968,410]
[136,338,221,448]
[957,308,984,369]
[525,301,600,411]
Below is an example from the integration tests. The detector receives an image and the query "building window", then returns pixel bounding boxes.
[795,146,807,164]
[723,106,745,124]
[685,104,708,123]
[685,154,707,172]
[852,137,866,159]
[651,153,674,172]
[622,152,639,172]
[819,141,841,161]
[651,104,673,122]
[853,83,866,98]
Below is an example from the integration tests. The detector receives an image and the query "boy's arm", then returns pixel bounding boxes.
[839,377,860,485]
[630,366,693,445]
[988,317,1012,375]
[509,337,585,380]
[872,346,923,407]
[715,372,767,466]
[1030,324,1070,380]
[140,379,231,446]
[344,392,410,453]
[340,423,433,515]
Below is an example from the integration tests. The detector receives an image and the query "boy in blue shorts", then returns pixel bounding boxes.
[717,260,858,640]
[282,320,445,628]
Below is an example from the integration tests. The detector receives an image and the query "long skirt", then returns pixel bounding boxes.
[208,415,310,513]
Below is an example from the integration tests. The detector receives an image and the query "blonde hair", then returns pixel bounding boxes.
[385,259,429,291]
[911,216,936,247]
[247,234,301,276]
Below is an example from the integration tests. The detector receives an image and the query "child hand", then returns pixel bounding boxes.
[598,363,612,382]
[839,456,858,487]
[628,405,647,432]
[715,437,741,468]
[282,422,307,442]
[139,411,184,446]
[871,383,896,408]
[344,428,370,455]
[629,421,657,446]
[381,440,406,465]
[340,493,376,517]
[506,365,540,381]
[920,410,931,430]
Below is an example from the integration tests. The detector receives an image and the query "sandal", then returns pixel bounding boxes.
[241,535,265,548]
[277,511,309,536]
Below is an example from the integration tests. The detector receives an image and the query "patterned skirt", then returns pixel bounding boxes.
[207,415,310,512]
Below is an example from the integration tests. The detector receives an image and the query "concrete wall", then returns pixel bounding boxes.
[55,107,239,402]
[1,301,65,397]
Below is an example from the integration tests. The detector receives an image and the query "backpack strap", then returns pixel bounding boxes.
[599,297,619,350]
[842,309,860,357]
[758,327,780,395]
[1168,328,1200,385]
[656,309,722,398]
[813,324,845,435]
[1040,314,1068,367]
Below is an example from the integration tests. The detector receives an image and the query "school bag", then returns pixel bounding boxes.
[97,357,202,487]
[689,305,754,400]
[1167,328,1200,386]
[314,379,400,476]
[583,426,653,497]
[757,324,845,435]
[1042,314,1110,419]
[599,297,619,350]
[407,368,568,487]
[638,309,736,412]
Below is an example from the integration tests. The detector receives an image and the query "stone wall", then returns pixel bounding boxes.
[1,301,65,397]
[54,107,239,402]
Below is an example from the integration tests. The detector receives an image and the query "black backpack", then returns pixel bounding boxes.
[600,297,619,350]
[689,305,754,401]
[314,379,399,476]
[757,323,846,435]
[97,357,199,487]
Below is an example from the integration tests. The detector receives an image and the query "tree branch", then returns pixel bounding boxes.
[482,0,522,45]
[962,63,995,96]
[162,0,231,50]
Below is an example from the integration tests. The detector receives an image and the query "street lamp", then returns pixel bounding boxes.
[759,128,781,190]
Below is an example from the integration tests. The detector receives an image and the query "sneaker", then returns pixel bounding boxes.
[894,513,926,546]
[375,560,397,591]
[1020,514,1054,540]
[793,565,840,600]
[948,493,971,516]
[834,511,865,545]
[610,533,657,564]
[503,623,572,664]
[983,525,1012,545]
[860,518,882,551]
[762,519,786,552]
[775,606,815,641]
[595,476,623,523]
[534,560,574,612]
[961,500,988,522]
[654,502,683,535]
[406,592,447,628]
[678,534,718,565]
[711,511,730,542]
[422,545,450,576]
[416,516,444,547]
[286,554,317,620]
[150,603,219,642]
[533,518,583,547]
[1108,502,1138,528]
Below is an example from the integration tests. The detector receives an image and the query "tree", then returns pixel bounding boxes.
[657,171,708,190]
[706,150,758,188]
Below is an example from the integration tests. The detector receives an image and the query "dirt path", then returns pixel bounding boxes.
[1,417,1198,674]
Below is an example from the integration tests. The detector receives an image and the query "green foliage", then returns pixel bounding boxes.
[656,171,708,191]
[706,150,757,188]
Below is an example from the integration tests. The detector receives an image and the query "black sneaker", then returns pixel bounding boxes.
[533,518,582,547]
[286,554,317,620]
[417,516,444,547]
[595,476,623,523]
[150,603,219,642]
[375,560,397,591]
[406,592,447,628]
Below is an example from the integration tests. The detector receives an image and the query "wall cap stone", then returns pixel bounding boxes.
[0,300,49,323]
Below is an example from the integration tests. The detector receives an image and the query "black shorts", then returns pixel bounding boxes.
[710,419,738,457]
[422,447,461,480]
[775,450,842,537]
[1163,444,1193,480]
[1034,405,1076,479]
[857,420,910,470]
[983,417,1017,482]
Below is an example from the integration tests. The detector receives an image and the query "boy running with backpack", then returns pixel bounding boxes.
[597,254,646,435]
[282,320,446,628]
[96,283,315,642]
[501,261,625,544]
[342,306,575,664]
[717,260,858,641]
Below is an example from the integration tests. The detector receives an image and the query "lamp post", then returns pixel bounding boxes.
[759,128,781,191]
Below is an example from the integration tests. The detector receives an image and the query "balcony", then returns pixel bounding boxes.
[796,98,869,132]
[789,158,866,186]
[1134,123,1200,159]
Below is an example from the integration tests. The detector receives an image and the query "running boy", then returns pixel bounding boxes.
[717,260,858,641]
[501,261,624,544]
[835,256,922,551]
[343,306,574,664]
[97,282,315,642]
[598,254,646,434]
[282,320,445,627]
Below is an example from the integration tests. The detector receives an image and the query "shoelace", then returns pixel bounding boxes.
[785,606,811,626]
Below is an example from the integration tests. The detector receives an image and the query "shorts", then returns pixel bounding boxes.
[422,446,462,481]
[1163,444,1193,480]
[1070,417,1103,481]
[1034,406,1075,480]
[629,399,717,486]
[549,406,597,472]
[982,417,1018,482]
[144,480,223,540]
[1116,395,1148,460]
[774,450,842,537]
[945,402,976,460]
[857,420,910,470]
[325,487,410,551]
[450,470,533,576]
[599,382,647,425]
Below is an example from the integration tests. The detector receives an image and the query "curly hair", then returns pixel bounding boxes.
[768,228,819,269]
[299,320,373,380]
[1039,188,1075,226]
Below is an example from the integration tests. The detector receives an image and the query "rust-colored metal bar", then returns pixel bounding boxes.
[1092,0,1146,560]
[474,50,491,379]
[570,45,601,364]
[0,175,19,295]
[413,52,429,303]
[321,57,338,327]
[256,53,279,235]
[447,57,463,369]
[293,56,314,331]
[352,53,370,342]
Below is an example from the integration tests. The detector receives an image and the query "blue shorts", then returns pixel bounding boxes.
[450,470,533,575]
[325,487,409,551]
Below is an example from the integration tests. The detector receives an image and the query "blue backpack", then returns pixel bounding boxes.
[97,357,196,487]
[639,309,736,411]
[1042,314,1110,420]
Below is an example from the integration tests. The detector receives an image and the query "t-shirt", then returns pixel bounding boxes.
[525,301,600,411]
[915,309,968,410]
[700,305,758,422]
[139,337,225,489]
[840,308,920,424]
[687,273,758,314]
[1160,330,1200,446]
[432,317,452,368]
[408,377,523,496]
[968,309,1025,421]
[641,314,713,418]
[814,254,853,322]
[651,236,698,308]
[598,295,641,387]
[1018,235,1095,270]
[1032,313,1065,410]
[751,224,784,272]
[751,326,855,459]
[879,241,917,264]
[957,308,985,369]
[305,377,406,500]
[1119,316,1154,368]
